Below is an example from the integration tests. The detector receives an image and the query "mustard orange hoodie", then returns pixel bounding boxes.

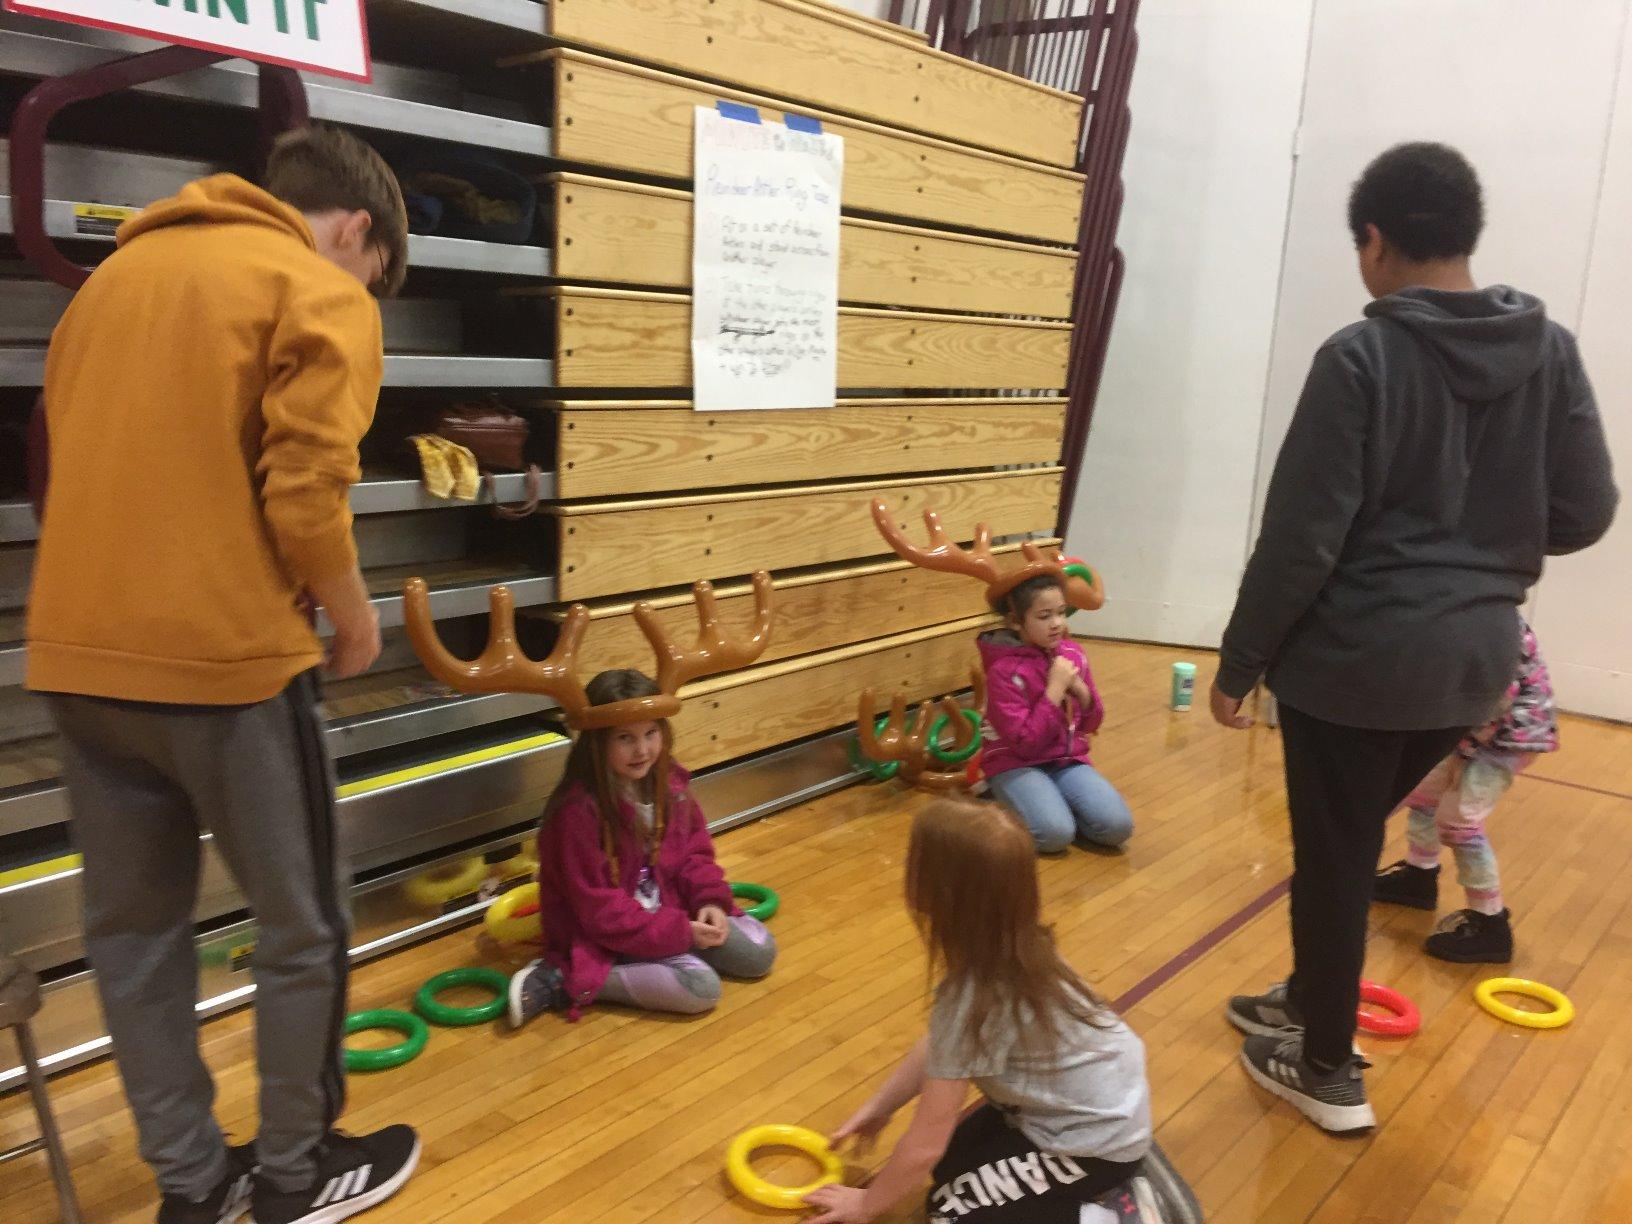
[26,175,383,704]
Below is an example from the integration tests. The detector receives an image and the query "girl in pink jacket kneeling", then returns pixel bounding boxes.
[507,669,776,1027]
[979,575,1133,854]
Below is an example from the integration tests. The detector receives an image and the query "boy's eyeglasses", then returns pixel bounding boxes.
[372,244,389,296]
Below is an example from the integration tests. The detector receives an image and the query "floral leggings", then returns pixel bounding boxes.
[1404,750,1530,915]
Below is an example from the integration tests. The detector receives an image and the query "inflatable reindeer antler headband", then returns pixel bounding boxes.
[856,667,988,790]
[869,498,1104,612]
[403,571,774,729]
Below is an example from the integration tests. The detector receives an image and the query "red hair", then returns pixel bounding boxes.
[906,797,1111,1055]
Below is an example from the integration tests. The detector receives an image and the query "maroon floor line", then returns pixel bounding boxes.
[1111,875,1292,1014]
[852,766,1626,1189]
[1517,772,1632,803]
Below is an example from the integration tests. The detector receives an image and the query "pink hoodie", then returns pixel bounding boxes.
[977,631,1104,778]
[535,763,737,1016]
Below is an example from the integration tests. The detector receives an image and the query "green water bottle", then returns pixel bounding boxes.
[1171,661,1196,712]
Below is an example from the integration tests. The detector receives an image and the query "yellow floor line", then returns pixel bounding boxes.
[0,732,566,889]
[336,731,564,798]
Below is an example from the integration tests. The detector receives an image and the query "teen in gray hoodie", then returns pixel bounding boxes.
[1211,143,1617,1134]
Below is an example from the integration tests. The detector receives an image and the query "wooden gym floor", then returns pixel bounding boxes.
[3,639,1631,1222]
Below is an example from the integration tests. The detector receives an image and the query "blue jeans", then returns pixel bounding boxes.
[989,761,1134,853]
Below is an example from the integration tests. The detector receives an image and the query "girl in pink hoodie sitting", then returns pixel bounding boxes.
[979,575,1133,854]
[506,669,776,1026]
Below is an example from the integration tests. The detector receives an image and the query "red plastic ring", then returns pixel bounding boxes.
[1356,979,1420,1036]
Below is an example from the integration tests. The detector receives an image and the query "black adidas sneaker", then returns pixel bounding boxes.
[251,1127,420,1224]
[1239,1032,1375,1134]
[157,1142,256,1224]
[1225,980,1304,1037]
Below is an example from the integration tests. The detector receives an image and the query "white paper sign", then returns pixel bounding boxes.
[691,106,843,411]
[3,0,372,82]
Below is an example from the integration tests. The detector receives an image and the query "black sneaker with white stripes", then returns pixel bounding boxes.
[1239,1032,1376,1134]
[1225,979,1304,1037]
[157,1141,256,1224]
[251,1126,420,1224]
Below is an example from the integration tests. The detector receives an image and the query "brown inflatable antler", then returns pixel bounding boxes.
[404,571,774,729]
[856,666,984,791]
[870,498,1104,612]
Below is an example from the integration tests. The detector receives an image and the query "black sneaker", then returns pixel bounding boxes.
[1226,980,1303,1037]
[1425,908,1513,963]
[507,958,567,1029]
[1373,860,1439,910]
[157,1142,255,1223]
[251,1127,419,1224]
[1239,1033,1375,1134]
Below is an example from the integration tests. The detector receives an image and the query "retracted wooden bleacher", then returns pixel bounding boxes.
[516,0,1084,764]
[0,0,1084,1085]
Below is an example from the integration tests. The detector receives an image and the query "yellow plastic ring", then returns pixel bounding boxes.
[1474,977,1575,1029]
[493,843,539,882]
[725,1124,844,1210]
[402,856,488,911]
[484,882,543,944]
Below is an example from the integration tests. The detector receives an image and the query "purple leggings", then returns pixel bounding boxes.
[597,915,775,1015]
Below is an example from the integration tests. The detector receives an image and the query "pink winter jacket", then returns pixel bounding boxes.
[977,631,1105,778]
[535,764,737,1016]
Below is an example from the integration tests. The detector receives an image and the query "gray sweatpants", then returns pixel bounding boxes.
[49,673,348,1198]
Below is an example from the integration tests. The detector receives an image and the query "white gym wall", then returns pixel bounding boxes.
[1063,0,1315,646]
[1067,0,1632,722]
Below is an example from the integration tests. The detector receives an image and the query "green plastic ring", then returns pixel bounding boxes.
[849,719,901,781]
[926,708,983,764]
[343,1009,429,1072]
[1061,564,1095,618]
[730,881,781,921]
[413,967,510,1027]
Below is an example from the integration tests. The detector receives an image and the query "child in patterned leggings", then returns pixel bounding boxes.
[1373,615,1557,963]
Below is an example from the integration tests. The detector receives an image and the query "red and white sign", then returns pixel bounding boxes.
[3,0,372,82]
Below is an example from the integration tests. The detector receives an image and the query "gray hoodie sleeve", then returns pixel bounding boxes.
[1217,343,1369,700]
[1546,339,1618,555]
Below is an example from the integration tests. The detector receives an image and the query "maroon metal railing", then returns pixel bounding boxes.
[9,49,308,292]
[11,49,308,515]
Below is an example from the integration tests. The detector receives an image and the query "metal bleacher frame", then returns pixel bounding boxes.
[0,0,867,1092]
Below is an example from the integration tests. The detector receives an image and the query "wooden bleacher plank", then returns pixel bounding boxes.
[549,467,1063,600]
[527,542,1055,676]
[799,0,930,42]
[670,615,989,767]
[550,397,1066,498]
[541,0,1082,166]
[552,174,1077,318]
[551,51,1085,244]
[543,287,1072,390]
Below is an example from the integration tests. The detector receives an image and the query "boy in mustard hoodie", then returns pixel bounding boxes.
[28,126,417,1224]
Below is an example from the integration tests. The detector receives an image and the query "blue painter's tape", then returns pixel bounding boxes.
[784,113,823,134]
[716,101,762,124]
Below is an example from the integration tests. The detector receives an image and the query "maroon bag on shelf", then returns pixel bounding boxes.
[396,401,541,520]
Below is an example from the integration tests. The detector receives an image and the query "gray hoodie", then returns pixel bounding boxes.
[1218,285,1618,730]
